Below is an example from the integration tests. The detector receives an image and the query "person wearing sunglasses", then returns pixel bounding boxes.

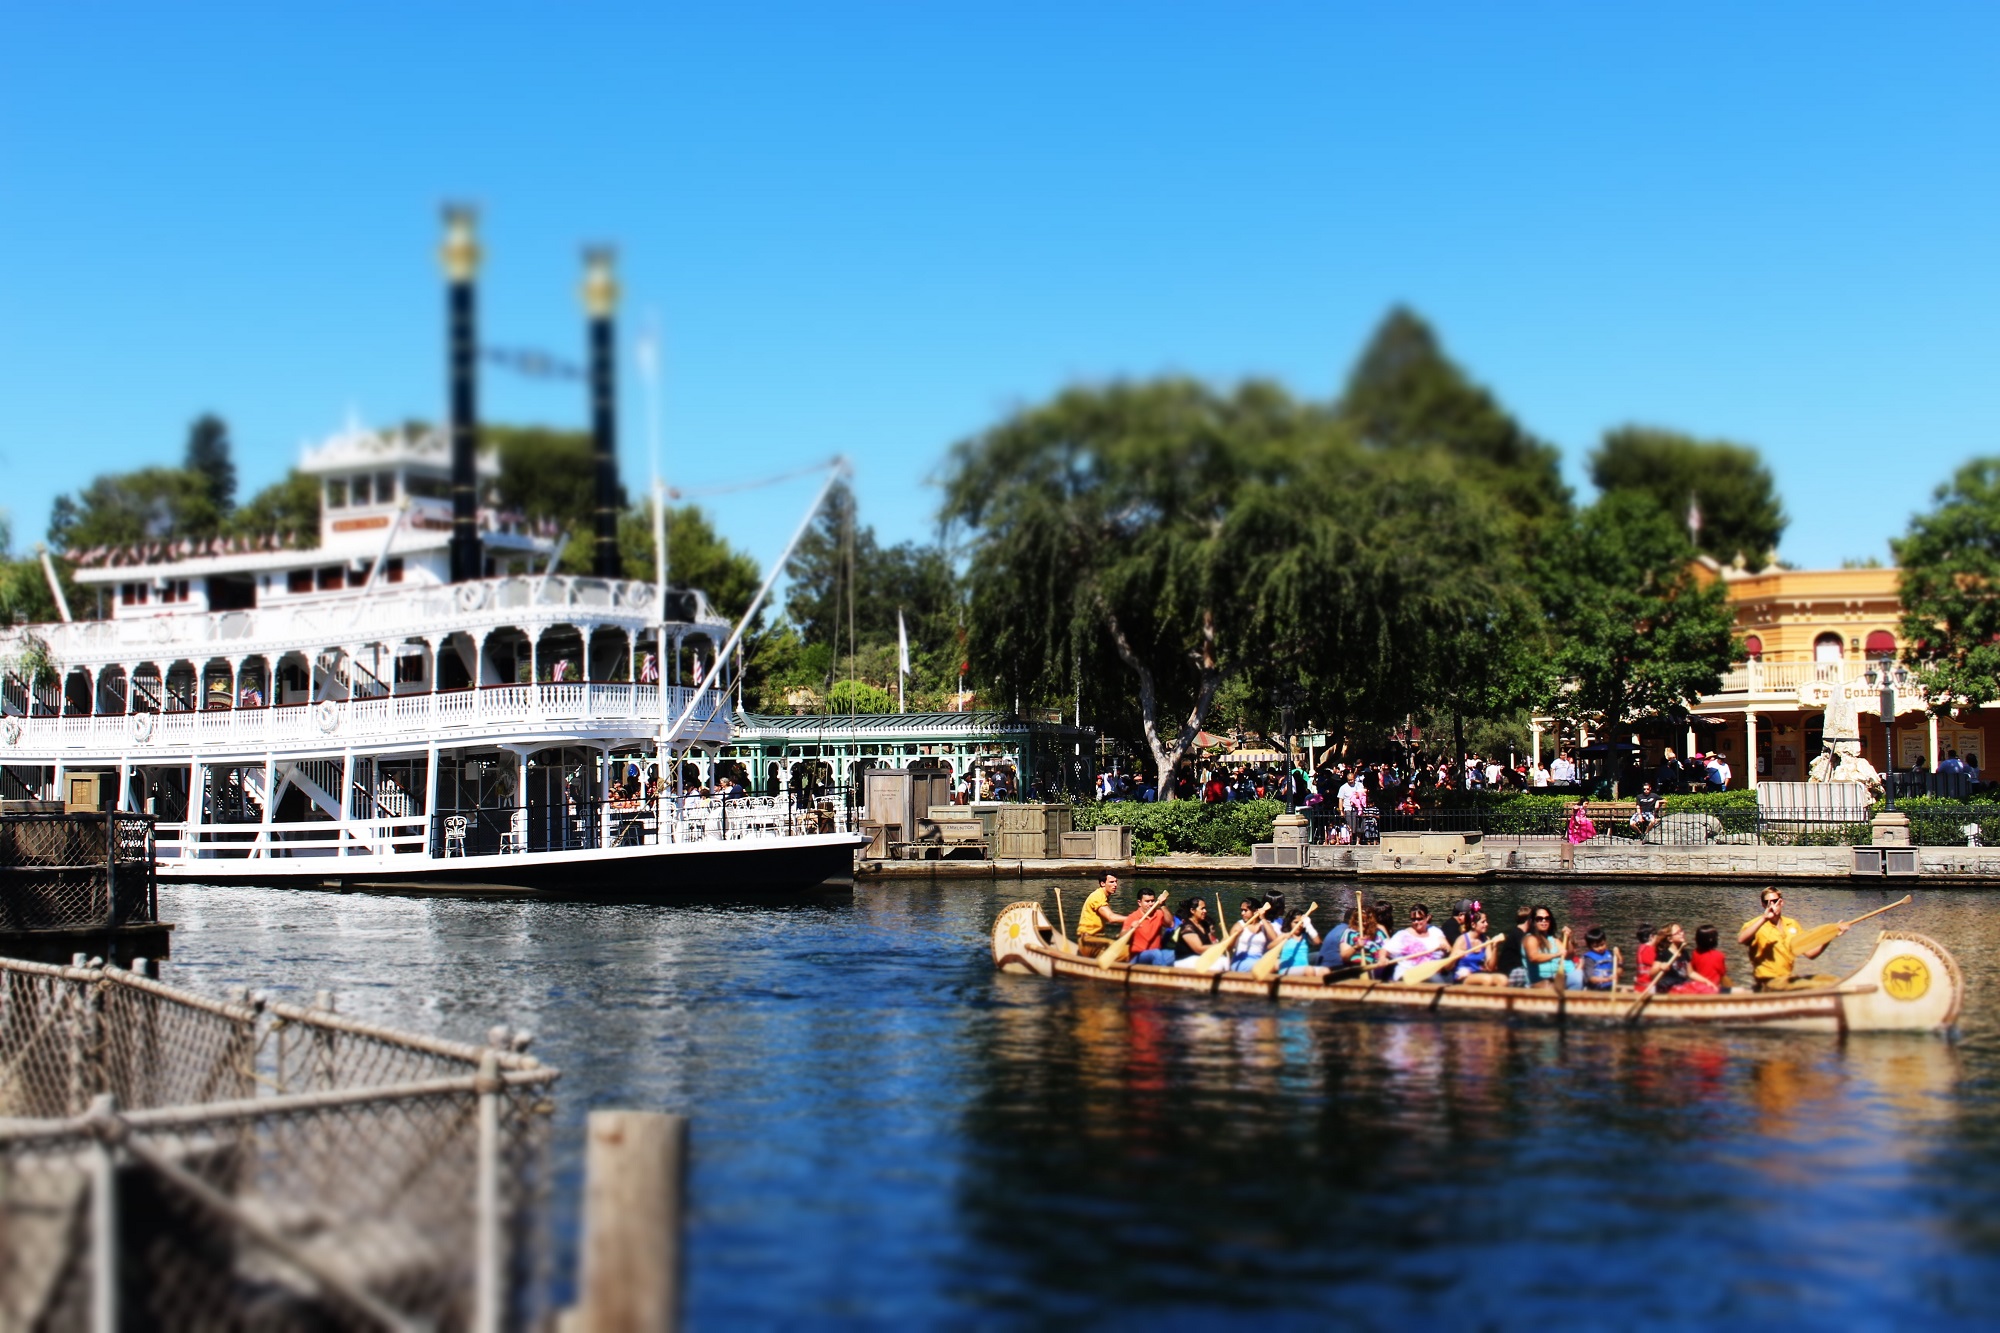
[1737,889,1847,991]
[1521,905,1570,988]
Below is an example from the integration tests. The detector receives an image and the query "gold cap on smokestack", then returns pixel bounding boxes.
[441,205,481,282]
[582,246,619,317]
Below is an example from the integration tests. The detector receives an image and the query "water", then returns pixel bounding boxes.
[156,877,2000,1327]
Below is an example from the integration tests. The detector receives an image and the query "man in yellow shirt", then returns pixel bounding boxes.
[1737,888,1847,991]
[1076,871,1130,943]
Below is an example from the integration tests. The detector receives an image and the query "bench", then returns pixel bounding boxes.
[1578,801,1639,828]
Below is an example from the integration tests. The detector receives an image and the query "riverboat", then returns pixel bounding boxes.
[0,217,866,895]
[988,901,1962,1032]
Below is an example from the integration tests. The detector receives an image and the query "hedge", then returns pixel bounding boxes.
[1069,798,1283,858]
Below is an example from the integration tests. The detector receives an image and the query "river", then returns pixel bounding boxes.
[157,877,2000,1327]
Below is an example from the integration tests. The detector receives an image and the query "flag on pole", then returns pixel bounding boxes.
[897,609,910,713]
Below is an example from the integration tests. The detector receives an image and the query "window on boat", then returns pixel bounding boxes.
[376,471,397,503]
[352,474,371,505]
[326,477,349,509]
[317,566,345,591]
[406,472,449,501]
[288,569,314,594]
[386,557,405,583]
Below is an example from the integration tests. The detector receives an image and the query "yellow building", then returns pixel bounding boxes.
[1688,560,1985,785]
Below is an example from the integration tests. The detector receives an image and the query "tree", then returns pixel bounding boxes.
[47,467,221,552]
[783,480,962,704]
[1589,426,1785,565]
[1543,491,1738,741]
[1894,458,2000,709]
[1337,307,1571,532]
[942,377,1533,788]
[184,414,237,514]
[827,678,895,713]
[225,470,320,545]
[615,503,760,621]
[488,425,599,536]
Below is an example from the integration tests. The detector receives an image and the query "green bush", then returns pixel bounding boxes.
[1068,798,1283,857]
[1880,796,2000,846]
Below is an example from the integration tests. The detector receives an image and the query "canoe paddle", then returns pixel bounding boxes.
[1789,894,1912,957]
[1250,904,1318,981]
[1621,944,1684,1022]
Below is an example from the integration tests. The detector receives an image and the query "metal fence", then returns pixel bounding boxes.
[0,813,156,933]
[0,956,557,1331]
[1310,803,1990,847]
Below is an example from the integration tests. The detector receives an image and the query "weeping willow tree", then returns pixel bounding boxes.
[940,378,1548,792]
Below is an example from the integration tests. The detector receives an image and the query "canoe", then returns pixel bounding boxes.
[989,901,1961,1033]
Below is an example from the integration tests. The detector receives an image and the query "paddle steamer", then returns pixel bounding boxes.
[0,213,865,894]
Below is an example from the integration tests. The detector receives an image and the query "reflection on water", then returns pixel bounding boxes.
[159,878,2000,1325]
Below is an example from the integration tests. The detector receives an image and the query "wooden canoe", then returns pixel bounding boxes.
[989,901,1962,1033]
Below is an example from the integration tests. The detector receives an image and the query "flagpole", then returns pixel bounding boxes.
[897,608,908,714]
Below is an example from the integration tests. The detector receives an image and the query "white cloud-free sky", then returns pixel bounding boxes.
[2,3,1995,573]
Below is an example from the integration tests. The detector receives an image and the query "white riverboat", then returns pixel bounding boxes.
[0,424,863,893]
[0,215,865,894]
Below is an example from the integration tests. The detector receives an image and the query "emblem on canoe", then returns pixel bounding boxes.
[1882,954,1930,1001]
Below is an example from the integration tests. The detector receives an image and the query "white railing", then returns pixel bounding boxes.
[0,682,733,757]
[154,793,850,867]
[1709,658,1928,707]
[3,574,727,665]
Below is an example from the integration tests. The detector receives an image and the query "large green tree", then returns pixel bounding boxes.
[1894,458,2000,708]
[1589,426,1785,565]
[47,467,222,552]
[942,376,1541,787]
[1543,491,1738,741]
[225,470,320,545]
[1338,307,1571,533]
[782,480,961,708]
[184,414,237,514]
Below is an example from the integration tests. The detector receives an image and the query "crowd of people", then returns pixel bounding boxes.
[1091,743,1745,811]
[1071,874,1848,994]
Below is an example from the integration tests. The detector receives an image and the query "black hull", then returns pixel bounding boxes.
[159,837,864,898]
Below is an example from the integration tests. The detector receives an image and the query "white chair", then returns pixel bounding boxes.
[443,815,468,857]
[500,809,527,855]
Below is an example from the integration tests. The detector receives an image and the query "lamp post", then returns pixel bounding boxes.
[1272,685,1304,812]
[1864,661,1911,810]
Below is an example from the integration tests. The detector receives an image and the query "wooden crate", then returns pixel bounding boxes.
[996,831,1052,859]
[1092,825,1131,860]
[1059,831,1096,858]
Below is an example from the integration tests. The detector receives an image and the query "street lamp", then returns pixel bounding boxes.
[1863,660,1912,809]
[1271,685,1304,812]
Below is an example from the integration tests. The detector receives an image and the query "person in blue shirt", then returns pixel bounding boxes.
[1581,926,1621,990]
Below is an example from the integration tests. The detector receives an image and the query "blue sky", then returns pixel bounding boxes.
[2,3,1995,575]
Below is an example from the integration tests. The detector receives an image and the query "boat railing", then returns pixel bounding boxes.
[3,682,732,755]
[13,573,721,661]
[426,792,855,859]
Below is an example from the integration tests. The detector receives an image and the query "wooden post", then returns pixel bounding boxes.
[575,1110,687,1333]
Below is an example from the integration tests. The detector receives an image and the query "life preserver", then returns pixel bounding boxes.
[130,712,155,743]
[1,718,19,746]
[314,699,340,734]
[457,583,487,612]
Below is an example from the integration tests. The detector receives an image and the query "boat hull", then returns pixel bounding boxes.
[160,833,868,896]
[989,901,1961,1033]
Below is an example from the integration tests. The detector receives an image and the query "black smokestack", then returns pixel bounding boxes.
[443,206,483,584]
[584,246,621,579]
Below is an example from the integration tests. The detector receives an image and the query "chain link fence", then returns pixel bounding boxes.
[0,955,557,1331]
[0,813,157,933]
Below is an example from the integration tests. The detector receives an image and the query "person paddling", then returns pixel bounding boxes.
[1737,889,1847,991]
[1076,871,1130,948]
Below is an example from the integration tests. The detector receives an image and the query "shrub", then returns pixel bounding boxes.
[1068,798,1283,856]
